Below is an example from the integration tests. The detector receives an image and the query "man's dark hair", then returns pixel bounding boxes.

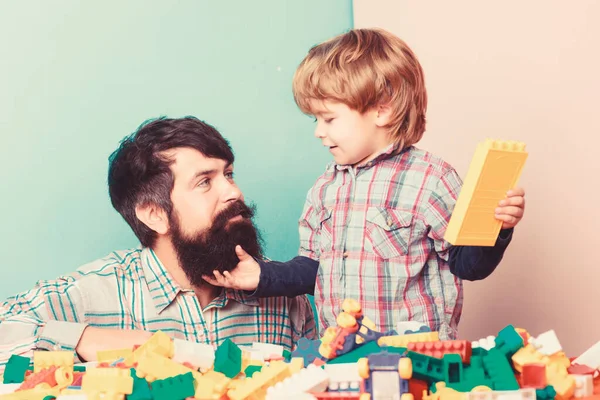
[108,116,234,247]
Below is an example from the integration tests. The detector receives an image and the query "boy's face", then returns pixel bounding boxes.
[310,100,393,166]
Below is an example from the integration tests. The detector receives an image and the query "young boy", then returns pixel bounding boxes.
[204,28,526,340]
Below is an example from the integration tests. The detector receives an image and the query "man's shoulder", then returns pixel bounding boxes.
[64,247,145,285]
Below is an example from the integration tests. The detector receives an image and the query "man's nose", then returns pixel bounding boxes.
[222,180,243,203]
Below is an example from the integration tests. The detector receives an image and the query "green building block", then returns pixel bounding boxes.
[283,349,292,362]
[74,365,86,372]
[151,372,195,400]
[326,341,381,364]
[494,325,524,359]
[536,385,557,400]
[214,339,242,378]
[244,365,262,377]
[3,354,30,384]
[407,351,446,383]
[482,348,519,390]
[128,368,152,400]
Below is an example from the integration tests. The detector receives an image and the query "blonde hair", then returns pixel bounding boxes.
[292,28,427,148]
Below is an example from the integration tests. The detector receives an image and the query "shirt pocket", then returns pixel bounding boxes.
[365,207,416,259]
[317,208,334,254]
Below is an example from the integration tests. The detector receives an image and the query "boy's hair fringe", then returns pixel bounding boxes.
[292,28,427,149]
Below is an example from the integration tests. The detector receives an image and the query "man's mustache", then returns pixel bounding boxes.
[211,200,256,232]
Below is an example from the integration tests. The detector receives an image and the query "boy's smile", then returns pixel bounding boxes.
[309,99,395,166]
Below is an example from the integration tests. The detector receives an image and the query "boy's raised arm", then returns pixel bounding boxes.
[251,189,321,297]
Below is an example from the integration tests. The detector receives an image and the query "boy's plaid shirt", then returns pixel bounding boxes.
[299,143,464,340]
[0,247,315,370]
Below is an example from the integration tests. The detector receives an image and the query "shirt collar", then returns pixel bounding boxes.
[334,141,405,171]
[140,247,259,314]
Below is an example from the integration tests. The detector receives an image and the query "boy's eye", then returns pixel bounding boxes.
[225,171,235,180]
[324,118,334,123]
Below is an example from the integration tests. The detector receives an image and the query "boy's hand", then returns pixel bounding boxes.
[495,187,525,229]
[202,245,260,291]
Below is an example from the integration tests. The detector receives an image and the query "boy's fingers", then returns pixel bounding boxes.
[506,187,525,197]
[495,214,519,225]
[235,245,251,261]
[495,206,524,218]
[498,196,525,208]
[202,274,220,286]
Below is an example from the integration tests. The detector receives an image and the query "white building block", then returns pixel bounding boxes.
[472,335,496,350]
[573,374,594,398]
[324,363,361,391]
[265,364,329,400]
[0,383,20,395]
[252,343,284,359]
[466,388,535,400]
[528,330,562,356]
[173,338,215,370]
[573,340,600,369]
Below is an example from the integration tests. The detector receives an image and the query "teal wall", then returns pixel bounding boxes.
[0,1,353,298]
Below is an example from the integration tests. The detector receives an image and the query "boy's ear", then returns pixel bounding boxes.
[374,103,394,127]
[135,203,169,235]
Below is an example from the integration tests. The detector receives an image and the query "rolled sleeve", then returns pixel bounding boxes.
[38,320,88,352]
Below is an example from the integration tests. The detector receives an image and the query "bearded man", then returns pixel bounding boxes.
[0,116,315,369]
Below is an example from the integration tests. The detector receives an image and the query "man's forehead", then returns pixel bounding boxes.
[166,147,230,176]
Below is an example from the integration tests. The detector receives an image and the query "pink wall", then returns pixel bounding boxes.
[354,0,600,356]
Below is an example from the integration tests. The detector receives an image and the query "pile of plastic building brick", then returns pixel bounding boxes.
[1,299,599,400]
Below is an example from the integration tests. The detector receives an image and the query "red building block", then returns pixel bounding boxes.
[407,340,472,363]
[409,378,429,400]
[522,363,547,389]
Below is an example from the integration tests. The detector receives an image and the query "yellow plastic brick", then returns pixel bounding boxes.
[81,367,133,398]
[444,139,528,246]
[135,353,196,382]
[227,361,290,400]
[511,344,551,373]
[97,348,133,363]
[123,330,173,366]
[194,370,231,399]
[33,351,74,373]
[378,331,439,347]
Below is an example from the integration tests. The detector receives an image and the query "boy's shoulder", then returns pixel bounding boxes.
[398,146,457,177]
[313,146,457,181]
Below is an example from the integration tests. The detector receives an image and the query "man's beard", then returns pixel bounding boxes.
[169,200,263,288]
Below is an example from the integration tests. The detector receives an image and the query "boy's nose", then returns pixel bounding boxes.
[314,124,327,139]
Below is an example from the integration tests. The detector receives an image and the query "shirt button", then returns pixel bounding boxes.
[343,252,349,259]
[386,217,394,226]
[53,344,61,351]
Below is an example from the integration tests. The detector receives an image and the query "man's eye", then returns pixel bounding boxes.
[198,178,210,187]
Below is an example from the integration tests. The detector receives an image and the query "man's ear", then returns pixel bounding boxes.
[374,103,394,127]
[135,203,169,235]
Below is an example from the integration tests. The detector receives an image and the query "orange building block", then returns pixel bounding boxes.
[407,340,472,363]
[444,139,528,246]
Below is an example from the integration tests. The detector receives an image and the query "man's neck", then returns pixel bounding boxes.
[151,239,221,309]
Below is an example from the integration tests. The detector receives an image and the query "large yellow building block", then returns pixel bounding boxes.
[444,139,528,246]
